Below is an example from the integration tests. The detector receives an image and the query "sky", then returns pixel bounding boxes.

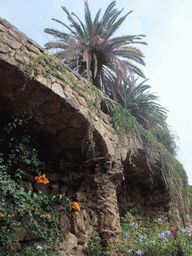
[1,0,192,184]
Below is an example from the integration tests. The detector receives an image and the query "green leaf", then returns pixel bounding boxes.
[33,193,38,199]
[20,187,25,193]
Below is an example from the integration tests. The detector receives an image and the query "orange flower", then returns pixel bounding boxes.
[35,174,49,184]
[66,236,70,239]
[47,214,51,219]
[0,213,5,217]
[27,205,34,210]
[47,246,51,249]
[72,202,80,211]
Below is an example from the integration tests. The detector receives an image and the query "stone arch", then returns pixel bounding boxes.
[117,149,170,220]
[0,17,124,255]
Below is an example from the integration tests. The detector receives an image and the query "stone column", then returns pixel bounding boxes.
[93,154,124,256]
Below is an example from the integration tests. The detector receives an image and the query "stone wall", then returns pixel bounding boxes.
[0,17,191,255]
[0,17,123,162]
[117,149,170,220]
[117,184,170,220]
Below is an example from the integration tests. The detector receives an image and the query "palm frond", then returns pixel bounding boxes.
[132,35,148,45]
[105,11,133,39]
[123,80,168,130]
[100,66,120,101]
[61,6,85,39]
[109,55,134,91]
[51,18,77,37]
[110,35,147,47]
[113,49,145,66]
[124,61,146,78]
[44,41,69,50]
[71,12,87,37]
[44,28,71,40]
[93,8,102,27]
[101,1,116,27]
[109,35,135,47]
[95,21,104,35]
[84,0,93,37]
[106,9,124,29]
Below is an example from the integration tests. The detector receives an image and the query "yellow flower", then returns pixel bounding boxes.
[27,205,34,210]
[72,202,80,211]
[0,213,5,217]
[47,214,51,219]
[66,236,70,239]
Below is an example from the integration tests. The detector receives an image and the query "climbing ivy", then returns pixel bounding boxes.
[0,115,70,255]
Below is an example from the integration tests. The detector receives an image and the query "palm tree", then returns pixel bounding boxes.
[44,0,147,102]
[122,79,168,131]
[116,79,177,155]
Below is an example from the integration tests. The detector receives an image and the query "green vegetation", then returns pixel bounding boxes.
[113,79,178,155]
[29,54,69,81]
[0,35,12,47]
[44,0,146,103]
[116,212,192,255]
[0,115,71,255]
[0,35,5,41]
[84,212,192,255]
[188,185,192,206]
[1,246,47,256]
[83,233,102,256]
[118,79,168,130]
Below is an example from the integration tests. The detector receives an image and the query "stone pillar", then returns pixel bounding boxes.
[93,154,124,256]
